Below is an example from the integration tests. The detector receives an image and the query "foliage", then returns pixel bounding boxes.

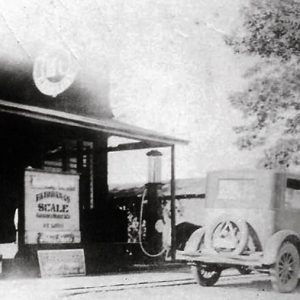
[226,0,300,169]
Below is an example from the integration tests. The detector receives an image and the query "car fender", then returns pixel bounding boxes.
[184,227,206,253]
[262,230,300,265]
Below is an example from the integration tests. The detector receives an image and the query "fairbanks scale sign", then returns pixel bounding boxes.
[24,169,80,244]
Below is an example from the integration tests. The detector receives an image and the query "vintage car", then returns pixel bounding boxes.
[179,170,300,293]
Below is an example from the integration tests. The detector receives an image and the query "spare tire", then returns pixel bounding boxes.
[204,215,249,255]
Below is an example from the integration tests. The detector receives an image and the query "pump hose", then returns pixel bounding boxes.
[138,188,167,258]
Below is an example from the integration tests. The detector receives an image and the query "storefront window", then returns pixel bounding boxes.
[42,140,94,210]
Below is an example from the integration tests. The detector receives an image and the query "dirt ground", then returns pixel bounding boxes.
[0,267,299,300]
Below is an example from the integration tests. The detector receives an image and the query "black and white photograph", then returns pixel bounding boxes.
[0,0,299,299]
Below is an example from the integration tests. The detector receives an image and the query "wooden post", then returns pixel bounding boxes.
[85,146,92,210]
[62,143,70,172]
[170,145,176,261]
[93,136,108,210]
[77,141,84,232]
[18,169,25,249]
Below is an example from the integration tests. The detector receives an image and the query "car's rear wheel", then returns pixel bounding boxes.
[270,242,300,293]
[191,263,222,286]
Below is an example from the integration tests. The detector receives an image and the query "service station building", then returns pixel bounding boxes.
[0,26,186,276]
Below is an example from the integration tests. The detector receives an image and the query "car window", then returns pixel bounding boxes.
[285,178,300,209]
[216,179,256,208]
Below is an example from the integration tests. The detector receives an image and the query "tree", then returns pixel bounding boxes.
[226,0,300,169]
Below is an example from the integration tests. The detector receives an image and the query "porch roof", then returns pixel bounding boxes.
[0,99,188,147]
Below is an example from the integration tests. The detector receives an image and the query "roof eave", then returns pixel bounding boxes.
[0,99,189,146]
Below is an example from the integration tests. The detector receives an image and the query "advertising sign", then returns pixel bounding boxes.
[24,169,80,244]
[33,48,78,97]
[38,249,86,277]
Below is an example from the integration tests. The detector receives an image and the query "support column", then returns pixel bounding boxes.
[76,140,84,233]
[93,135,108,210]
[62,142,70,172]
[170,145,176,261]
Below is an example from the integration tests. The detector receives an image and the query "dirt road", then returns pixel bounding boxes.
[0,268,299,300]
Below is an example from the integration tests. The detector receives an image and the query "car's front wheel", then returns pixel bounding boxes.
[270,242,300,293]
[191,263,222,286]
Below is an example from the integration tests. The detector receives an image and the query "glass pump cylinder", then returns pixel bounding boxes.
[146,150,162,183]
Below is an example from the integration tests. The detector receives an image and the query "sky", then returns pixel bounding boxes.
[0,0,262,185]
[106,0,261,184]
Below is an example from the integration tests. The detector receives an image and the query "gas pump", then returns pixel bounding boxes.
[138,150,169,258]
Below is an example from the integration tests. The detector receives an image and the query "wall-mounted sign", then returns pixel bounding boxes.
[24,169,80,244]
[33,49,78,97]
[38,249,85,277]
